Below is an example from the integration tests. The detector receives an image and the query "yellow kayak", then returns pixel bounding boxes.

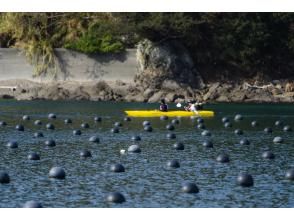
[125,110,214,117]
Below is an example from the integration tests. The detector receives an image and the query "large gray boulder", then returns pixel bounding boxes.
[135,39,205,90]
[202,82,220,101]
[148,91,166,103]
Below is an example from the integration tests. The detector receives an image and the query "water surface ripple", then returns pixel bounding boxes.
[0,101,293,207]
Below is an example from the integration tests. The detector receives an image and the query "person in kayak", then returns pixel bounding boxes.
[184,101,196,112]
[184,100,204,113]
[159,99,168,112]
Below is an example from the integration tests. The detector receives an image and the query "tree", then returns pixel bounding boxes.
[0,12,293,80]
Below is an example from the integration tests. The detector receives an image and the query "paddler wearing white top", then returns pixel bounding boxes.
[181,100,204,114]
[188,102,198,114]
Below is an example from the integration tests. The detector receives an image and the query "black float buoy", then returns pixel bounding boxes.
[234,129,244,135]
[106,192,126,203]
[201,130,211,137]
[202,140,213,148]
[181,182,199,193]
[0,121,7,126]
[171,119,180,125]
[166,133,176,139]
[22,115,30,121]
[28,153,40,161]
[264,127,273,134]
[240,138,250,145]
[48,113,56,119]
[81,123,90,129]
[283,125,292,132]
[197,123,206,130]
[0,172,10,184]
[34,132,44,138]
[131,135,141,141]
[144,125,153,132]
[197,117,204,124]
[64,118,72,124]
[216,154,230,163]
[6,141,18,148]
[251,121,258,127]
[73,129,82,135]
[142,121,151,127]
[49,167,66,179]
[80,150,92,158]
[160,115,168,121]
[45,139,56,147]
[285,169,294,181]
[110,164,125,172]
[167,159,180,168]
[224,122,232,128]
[128,145,141,153]
[166,124,175,131]
[111,127,120,133]
[273,136,283,144]
[275,120,283,127]
[23,201,43,208]
[222,117,230,123]
[34,120,42,126]
[89,136,100,143]
[124,117,131,122]
[94,116,102,122]
[237,173,254,187]
[173,142,184,150]
[114,122,122,127]
[46,123,55,130]
[234,114,243,121]
[262,151,275,159]
[15,124,24,131]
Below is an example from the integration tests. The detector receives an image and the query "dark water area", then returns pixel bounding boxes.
[0,100,293,207]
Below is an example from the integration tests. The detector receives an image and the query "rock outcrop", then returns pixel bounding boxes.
[285,82,294,92]
[1,78,294,103]
[135,39,205,90]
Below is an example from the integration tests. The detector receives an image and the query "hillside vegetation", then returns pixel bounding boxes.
[0,12,293,81]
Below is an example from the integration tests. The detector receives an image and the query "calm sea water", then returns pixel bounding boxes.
[0,100,293,208]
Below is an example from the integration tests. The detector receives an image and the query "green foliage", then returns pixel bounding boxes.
[0,12,120,77]
[0,13,59,77]
[64,21,124,53]
[112,12,198,42]
[210,13,294,77]
[114,12,294,78]
[0,12,293,79]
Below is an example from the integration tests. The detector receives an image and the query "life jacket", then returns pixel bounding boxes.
[160,104,168,112]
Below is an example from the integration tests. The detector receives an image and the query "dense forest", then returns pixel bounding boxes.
[0,12,293,80]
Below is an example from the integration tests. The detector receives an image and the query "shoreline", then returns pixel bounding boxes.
[0,79,293,103]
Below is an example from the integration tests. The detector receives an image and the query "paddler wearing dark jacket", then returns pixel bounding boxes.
[159,99,168,112]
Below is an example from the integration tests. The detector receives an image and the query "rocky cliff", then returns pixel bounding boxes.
[1,79,294,103]
[0,40,294,103]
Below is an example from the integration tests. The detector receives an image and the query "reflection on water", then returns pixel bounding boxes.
[0,100,293,207]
